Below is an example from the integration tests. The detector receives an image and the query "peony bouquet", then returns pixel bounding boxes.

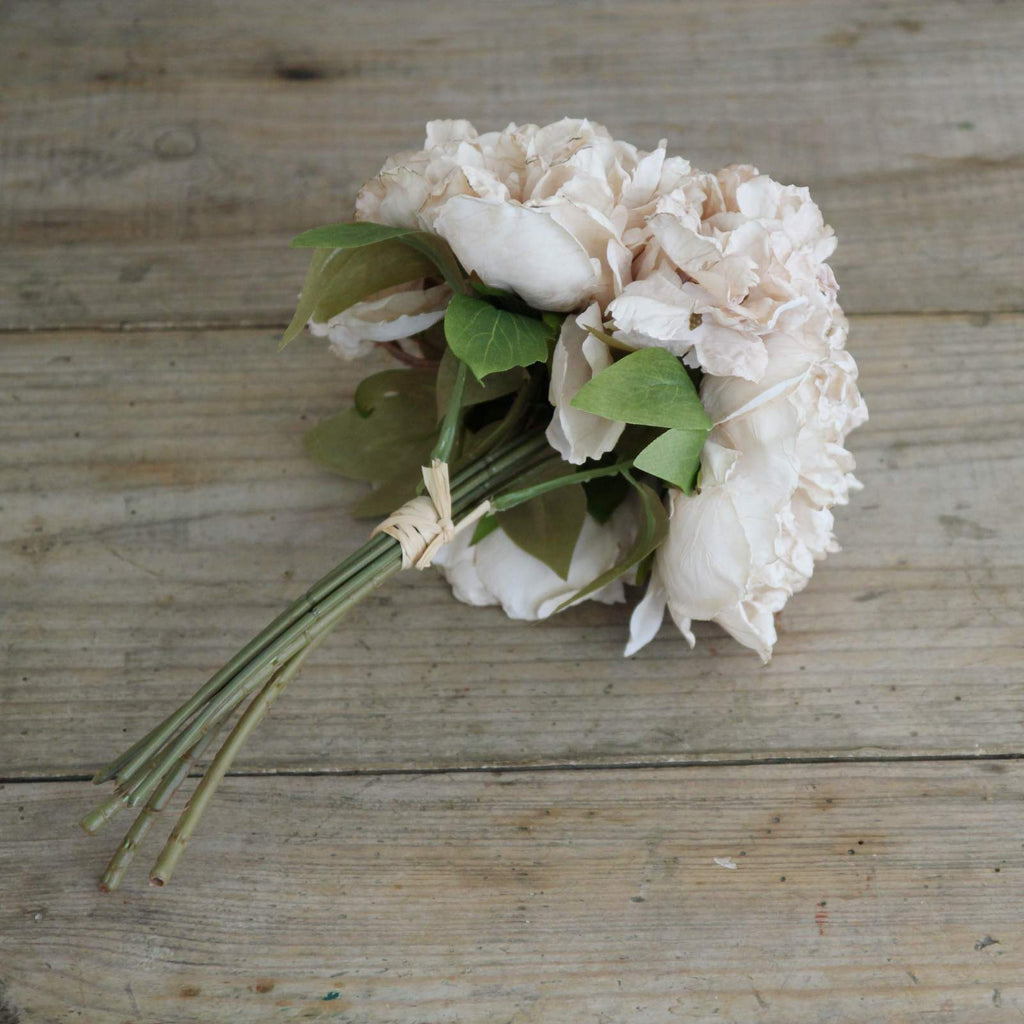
[83,119,867,889]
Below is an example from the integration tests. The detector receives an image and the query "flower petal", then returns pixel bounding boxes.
[432,515,626,621]
[657,485,752,622]
[546,304,625,464]
[714,600,776,663]
[690,320,768,381]
[606,272,697,353]
[433,195,598,311]
[624,562,668,656]
[309,284,449,360]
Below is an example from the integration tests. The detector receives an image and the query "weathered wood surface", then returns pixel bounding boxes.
[2,763,1022,1023]
[2,0,1023,329]
[3,1,1024,1021]
[2,314,1022,777]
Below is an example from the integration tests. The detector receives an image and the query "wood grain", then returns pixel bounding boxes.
[3,314,1021,777]
[2,0,1022,329]
[1,763,1022,1023]
[3,5,1023,1018]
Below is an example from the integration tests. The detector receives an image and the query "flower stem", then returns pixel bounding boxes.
[149,663,304,886]
[462,370,542,462]
[432,356,468,463]
[491,459,634,512]
[85,430,554,886]
[93,533,393,787]
[122,547,403,811]
[99,722,225,891]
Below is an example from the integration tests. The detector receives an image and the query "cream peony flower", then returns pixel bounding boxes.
[348,117,710,323]
[606,164,842,386]
[354,118,630,311]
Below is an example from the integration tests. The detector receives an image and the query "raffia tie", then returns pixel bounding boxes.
[373,460,492,571]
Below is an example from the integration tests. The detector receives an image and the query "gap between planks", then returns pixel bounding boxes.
[7,750,1024,787]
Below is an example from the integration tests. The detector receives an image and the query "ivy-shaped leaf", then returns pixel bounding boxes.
[584,473,631,523]
[354,368,435,417]
[444,293,550,380]
[349,390,507,518]
[469,280,514,299]
[570,347,712,432]
[350,470,420,519]
[555,476,668,611]
[633,427,706,494]
[290,221,466,291]
[498,462,588,580]
[304,395,436,483]
[468,278,536,317]
[281,248,353,348]
[311,240,437,323]
[434,349,524,420]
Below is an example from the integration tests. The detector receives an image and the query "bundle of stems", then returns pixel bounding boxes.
[82,355,632,891]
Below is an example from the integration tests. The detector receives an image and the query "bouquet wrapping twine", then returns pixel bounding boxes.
[83,118,867,889]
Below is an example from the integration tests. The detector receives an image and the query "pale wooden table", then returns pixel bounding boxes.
[2,2,1022,1021]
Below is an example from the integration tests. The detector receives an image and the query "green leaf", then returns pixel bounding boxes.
[470,513,501,545]
[611,424,662,461]
[541,311,566,337]
[444,293,550,380]
[585,323,635,353]
[434,348,523,420]
[290,221,466,290]
[469,280,514,299]
[291,222,420,249]
[584,473,631,524]
[468,278,558,324]
[555,476,668,611]
[499,465,587,580]
[350,470,420,519]
[633,427,707,494]
[281,238,439,350]
[633,551,655,588]
[304,396,436,482]
[468,278,528,313]
[312,239,437,323]
[354,369,435,417]
[281,248,353,349]
[570,347,712,431]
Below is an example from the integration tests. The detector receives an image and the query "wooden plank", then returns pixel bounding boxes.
[1,0,1022,328]
[2,314,1022,777]
[1,762,1022,1022]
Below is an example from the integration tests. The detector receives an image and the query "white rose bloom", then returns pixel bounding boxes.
[627,332,866,661]
[308,283,449,360]
[432,513,629,621]
[605,271,698,356]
